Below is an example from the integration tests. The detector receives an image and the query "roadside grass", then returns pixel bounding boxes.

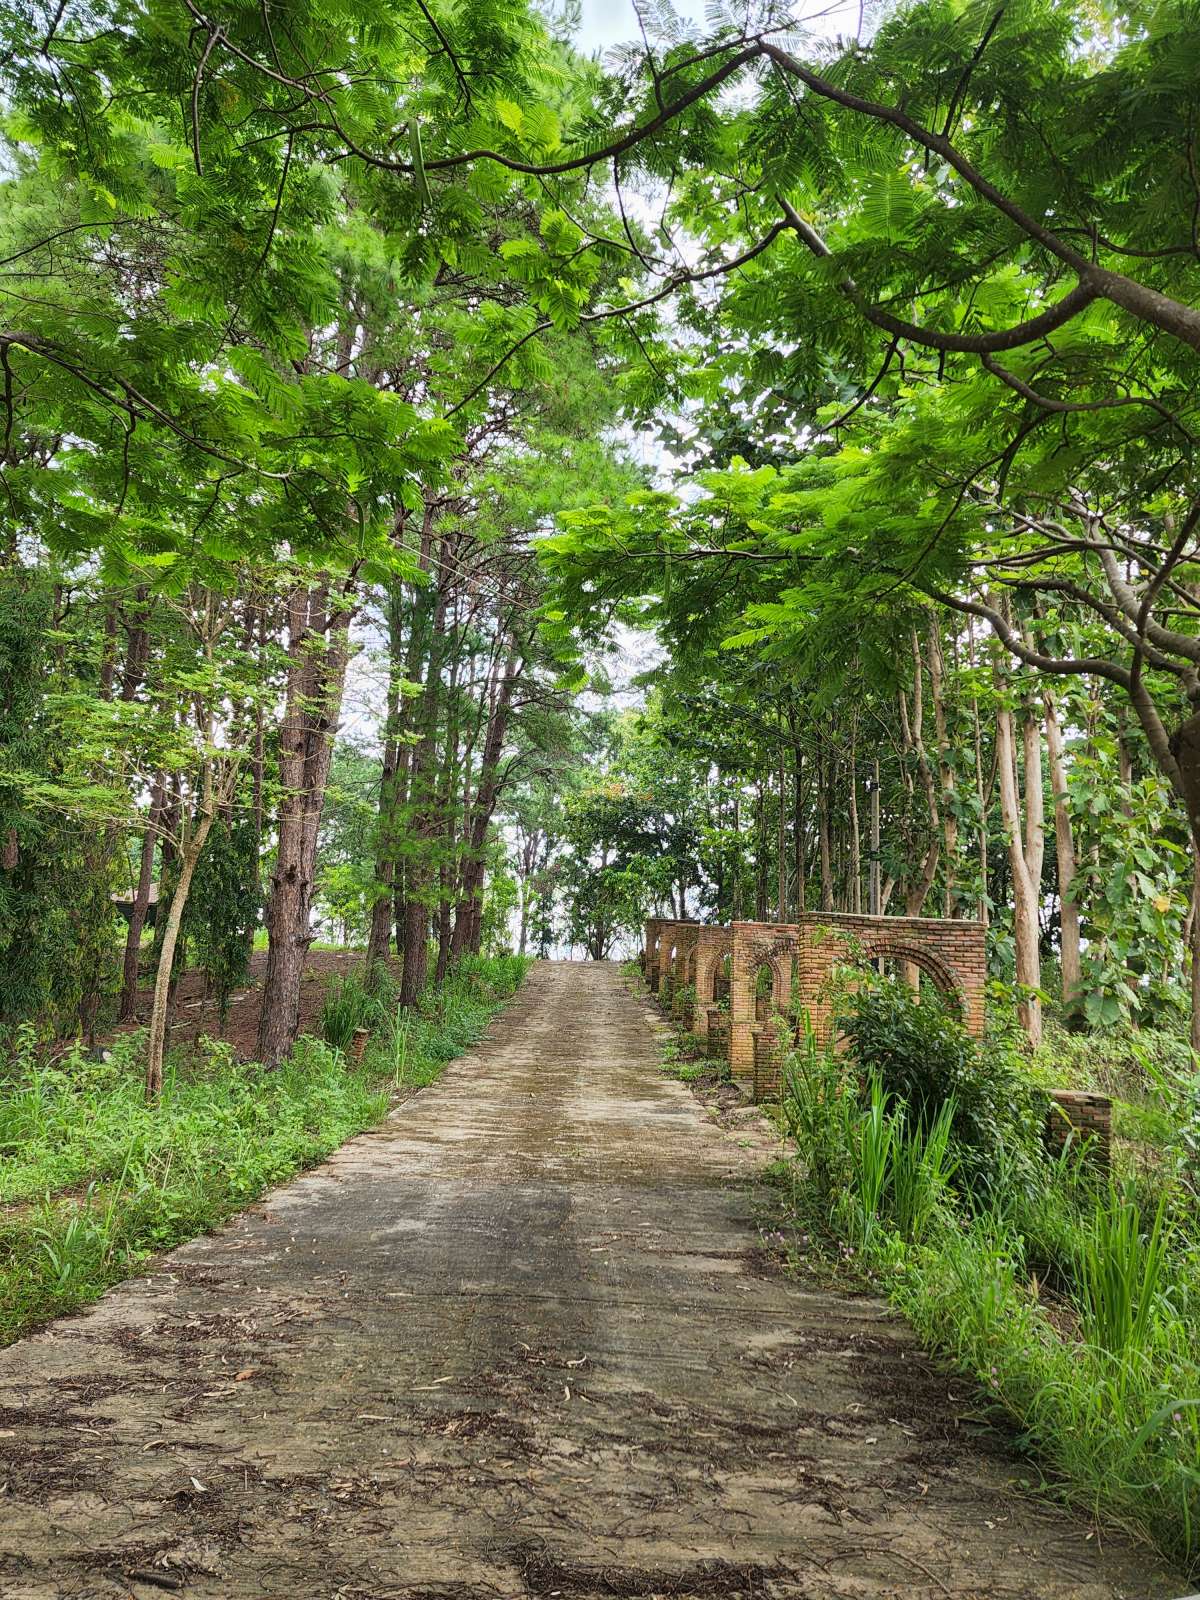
[0,952,530,1345]
[762,991,1200,1578]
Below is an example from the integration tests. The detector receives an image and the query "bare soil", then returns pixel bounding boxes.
[0,962,1180,1598]
[112,949,393,1059]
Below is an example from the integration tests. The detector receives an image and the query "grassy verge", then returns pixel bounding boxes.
[0,952,530,1345]
[761,989,1200,1578]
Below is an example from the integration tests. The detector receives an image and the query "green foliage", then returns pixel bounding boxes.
[773,1011,1200,1573]
[320,970,383,1052]
[0,954,530,1344]
[185,812,260,1022]
[0,569,120,1036]
[840,977,1041,1191]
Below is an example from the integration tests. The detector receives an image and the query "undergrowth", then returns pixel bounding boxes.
[0,952,529,1344]
[768,979,1200,1577]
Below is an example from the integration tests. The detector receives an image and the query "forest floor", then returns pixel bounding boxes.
[0,962,1181,1599]
[113,949,386,1057]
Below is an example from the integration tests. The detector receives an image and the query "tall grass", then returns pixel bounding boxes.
[0,953,530,1344]
[773,995,1200,1575]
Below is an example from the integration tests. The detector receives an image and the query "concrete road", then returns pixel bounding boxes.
[0,962,1177,1598]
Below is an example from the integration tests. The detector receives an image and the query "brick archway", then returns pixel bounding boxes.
[799,914,985,1044]
[692,927,732,1040]
[856,941,965,1016]
[729,923,802,1084]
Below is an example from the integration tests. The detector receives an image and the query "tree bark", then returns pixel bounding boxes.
[1043,687,1082,1011]
[119,784,162,1021]
[996,686,1043,1046]
[146,770,223,1098]
[257,584,352,1064]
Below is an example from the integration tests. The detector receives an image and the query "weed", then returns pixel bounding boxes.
[0,954,531,1346]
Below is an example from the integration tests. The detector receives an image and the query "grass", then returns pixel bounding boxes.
[763,1004,1200,1578]
[0,951,530,1345]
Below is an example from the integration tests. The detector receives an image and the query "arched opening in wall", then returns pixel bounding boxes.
[863,946,963,1020]
[754,962,774,1022]
[686,947,697,986]
[714,953,731,1003]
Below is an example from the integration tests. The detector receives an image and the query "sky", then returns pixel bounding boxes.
[578,0,706,51]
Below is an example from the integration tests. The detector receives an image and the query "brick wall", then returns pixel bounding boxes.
[707,1007,730,1061]
[672,925,700,1019]
[643,917,666,989]
[752,1026,784,1101]
[729,922,803,1088]
[796,913,986,1048]
[1046,1090,1111,1169]
[692,927,732,1041]
[653,913,986,1102]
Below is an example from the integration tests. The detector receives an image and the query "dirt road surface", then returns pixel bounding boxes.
[0,962,1179,1598]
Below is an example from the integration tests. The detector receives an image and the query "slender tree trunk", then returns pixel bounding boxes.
[818,758,834,913]
[258,584,352,1064]
[119,785,162,1021]
[452,645,519,959]
[1044,687,1082,1011]
[792,745,805,914]
[146,775,221,1098]
[996,690,1042,1047]
[928,626,959,915]
[848,719,862,914]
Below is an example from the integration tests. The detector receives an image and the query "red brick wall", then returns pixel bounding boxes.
[659,915,985,1100]
[1046,1090,1111,1169]
[692,927,732,1040]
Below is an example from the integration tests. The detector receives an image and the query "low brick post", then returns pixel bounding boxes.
[1045,1090,1112,1169]
[752,1026,783,1102]
[707,1007,729,1061]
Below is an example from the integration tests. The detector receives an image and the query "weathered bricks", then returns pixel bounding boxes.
[1045,1090,1111,1169]
[752,1026,783,1101]
[730,914,986,1100]
[692,927,733,1041]
[651,910,987,1104]
[707,1007,730,1061]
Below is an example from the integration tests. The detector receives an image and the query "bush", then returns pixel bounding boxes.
[320,970,383,1052]
[839,976,1041,1192]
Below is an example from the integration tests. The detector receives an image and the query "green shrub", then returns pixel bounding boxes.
[840,977,1041,1191]
[320,970,382,1052]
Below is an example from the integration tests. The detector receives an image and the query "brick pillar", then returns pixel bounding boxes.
[692,928,731,1040]
[752,1026,783,1102]
[707,1007,729,1061]
[1046,1090,1111,1169]
[657,923,676,1003]
[644,917,665,990]
[729,924,759,1087]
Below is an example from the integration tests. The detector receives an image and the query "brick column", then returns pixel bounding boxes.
[752,1025,783,1102]
[729,923,759,1086]
[644,917,665,990]
[692,927,731,1040]
[1046,1090,1111,1169]
[707,1007,729,1061]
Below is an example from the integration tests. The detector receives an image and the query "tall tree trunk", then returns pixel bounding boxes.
[452,644,518,959]
[146,765,225,1098]
[257,584,352,1064]
[928,626,959,915]
[818,757,834,913]
[1044,687,1082,1012]
[776,747,788,920]
[998,681,1043,1043]
[848,718,862,914]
